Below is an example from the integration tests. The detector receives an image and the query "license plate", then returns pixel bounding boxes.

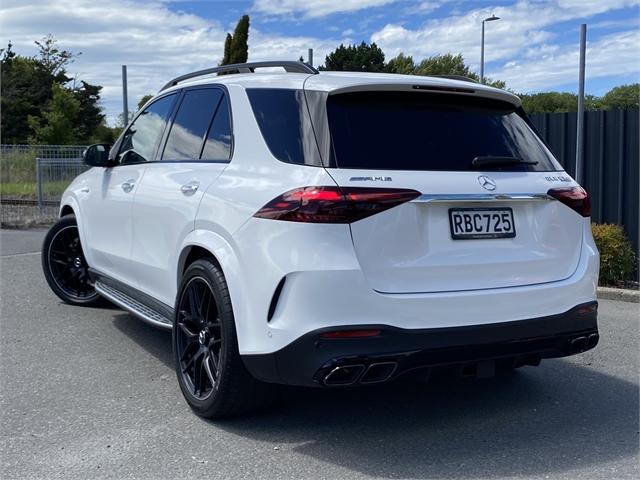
[449,208,516,240]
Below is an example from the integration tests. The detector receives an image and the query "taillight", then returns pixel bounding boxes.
[548,186,591,217]
[253,186,421,223]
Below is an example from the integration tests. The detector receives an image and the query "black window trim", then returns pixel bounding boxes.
[158,84,234,164]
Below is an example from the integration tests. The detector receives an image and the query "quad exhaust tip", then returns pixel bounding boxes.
[323,362,398,386]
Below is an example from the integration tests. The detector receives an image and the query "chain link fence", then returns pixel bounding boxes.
[1,145,89,227]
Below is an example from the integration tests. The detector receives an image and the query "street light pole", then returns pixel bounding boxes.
[480,15,500,84]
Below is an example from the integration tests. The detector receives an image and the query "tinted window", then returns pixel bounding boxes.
[247,89,306,164]
[119,94,176,164]
[201,94,232,161]
[327,92,562,171]
[163,89,223,160]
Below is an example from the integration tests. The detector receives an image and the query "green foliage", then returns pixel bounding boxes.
[27,83,81,145]
[220,15,250,67]
[321,42,386,72]
[413,53,476,78]
[599,84,640,110]
[137,94,154,111]
[591,223,637,286]
[385,53,415,74]
[519,92,600,114]
[1,36,103,144]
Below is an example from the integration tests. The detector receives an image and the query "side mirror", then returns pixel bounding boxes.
[83,144,112,167]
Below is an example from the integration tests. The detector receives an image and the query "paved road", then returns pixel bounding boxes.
[1,229,638,480]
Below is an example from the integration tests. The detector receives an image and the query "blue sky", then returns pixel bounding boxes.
[2,0,638,124]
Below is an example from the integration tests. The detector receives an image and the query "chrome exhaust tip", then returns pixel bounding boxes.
[324,364,365,386]
[360,362,398,384]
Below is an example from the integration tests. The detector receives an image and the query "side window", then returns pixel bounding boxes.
[118,94,176,164]
[202,93,232,161]
[163,89,224,161]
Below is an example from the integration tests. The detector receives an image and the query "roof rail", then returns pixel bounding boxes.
[159,61,319,91]
[429,74,479,83]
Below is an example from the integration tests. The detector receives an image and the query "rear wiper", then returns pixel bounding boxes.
[472,156,539,168]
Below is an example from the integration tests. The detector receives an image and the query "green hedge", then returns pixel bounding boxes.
[591,223,637,287]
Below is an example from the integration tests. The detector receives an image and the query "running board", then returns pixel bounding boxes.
[95,281,173,330]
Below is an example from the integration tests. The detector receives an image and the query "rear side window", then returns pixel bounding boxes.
[247,89,307,165]
[119,94,176,164]
[163,88,231,161]
[327,92,562,172]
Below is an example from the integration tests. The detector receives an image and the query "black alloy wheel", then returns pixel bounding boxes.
[42,215,103,306]
[173,258,277,418]
[175,276,222,400]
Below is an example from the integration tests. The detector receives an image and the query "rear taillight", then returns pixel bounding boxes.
[548,186,591,217]
[253,186,421,223]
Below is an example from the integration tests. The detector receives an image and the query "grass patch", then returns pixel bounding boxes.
[0,181,70,198]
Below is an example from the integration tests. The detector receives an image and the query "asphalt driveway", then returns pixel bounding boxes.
[1,229,638,480]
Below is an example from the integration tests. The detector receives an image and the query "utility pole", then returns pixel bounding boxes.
[122,65,129,126]
[308,48,314,68]
[576,24,587,185]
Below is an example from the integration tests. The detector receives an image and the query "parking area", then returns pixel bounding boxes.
[1,228,638,480]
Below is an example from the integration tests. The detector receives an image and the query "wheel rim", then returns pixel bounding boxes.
[176,276,222,400]
[48,226,96,299]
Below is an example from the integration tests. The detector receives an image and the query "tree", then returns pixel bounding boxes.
[230,15,250,64]
[27,83,81,144]
[599,84,640,109]
[321,42,386,72]
[221,33,232,65]
[137,94,154,110]
[385,53,415,74]
[72,81,105,142]
[1,37,104,144]
[518,92,600,113]
[220,15,250,66]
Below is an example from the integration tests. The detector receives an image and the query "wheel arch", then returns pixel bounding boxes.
[176,230,246,345]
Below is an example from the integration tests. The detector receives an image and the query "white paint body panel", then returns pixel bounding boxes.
[60,71,599,358]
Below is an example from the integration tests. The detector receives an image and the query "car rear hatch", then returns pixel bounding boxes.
[309,86,585,294]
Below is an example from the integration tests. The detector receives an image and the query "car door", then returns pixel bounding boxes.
[82,93,177,286]
[130,86,233,306]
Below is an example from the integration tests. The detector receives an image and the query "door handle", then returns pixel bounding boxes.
[180,182,200,196]
[121,180,136,193]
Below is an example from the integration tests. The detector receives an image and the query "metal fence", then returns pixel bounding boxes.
[529,108,639,260]
[1,145,89,226]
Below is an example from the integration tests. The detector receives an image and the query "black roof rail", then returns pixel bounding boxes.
[429,74,479,83]
[159,61,319,91]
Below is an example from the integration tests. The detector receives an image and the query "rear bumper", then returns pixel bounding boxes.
[242,302,599,387]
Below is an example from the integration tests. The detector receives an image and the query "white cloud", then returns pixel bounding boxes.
[0,0,340,124]
[371,0,640,91]
[252,0,397,19]
[494,29,640,92]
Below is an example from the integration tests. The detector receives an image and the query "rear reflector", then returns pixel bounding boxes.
[320,329,382,339]
[548,186,591,217]
[254,186,421,223]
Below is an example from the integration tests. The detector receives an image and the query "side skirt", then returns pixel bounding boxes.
[89,269,174,330]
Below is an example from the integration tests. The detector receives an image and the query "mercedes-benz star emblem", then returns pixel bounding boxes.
[478,175,497,191]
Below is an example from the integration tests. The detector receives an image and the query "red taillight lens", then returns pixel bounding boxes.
[320,329,382,339]
[254,186,421,223]
[548,186,591,217]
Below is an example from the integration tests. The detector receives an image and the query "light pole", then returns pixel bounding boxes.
[480,15,500,84]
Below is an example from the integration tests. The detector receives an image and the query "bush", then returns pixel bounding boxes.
[591,223,637,286]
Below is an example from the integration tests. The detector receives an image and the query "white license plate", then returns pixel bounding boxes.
[449,208,516,239]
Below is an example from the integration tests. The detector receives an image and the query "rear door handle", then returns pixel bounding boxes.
[180,182,200,196]
[121,180,136,193]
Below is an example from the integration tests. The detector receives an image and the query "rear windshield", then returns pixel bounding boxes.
[327,92,562,172]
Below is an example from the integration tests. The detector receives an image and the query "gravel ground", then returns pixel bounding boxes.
[1,229,638,480]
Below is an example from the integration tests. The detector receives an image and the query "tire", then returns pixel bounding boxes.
[41,214,104,307]
[173,258,277,418]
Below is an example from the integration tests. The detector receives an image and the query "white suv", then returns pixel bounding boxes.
[42,61,600,418]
